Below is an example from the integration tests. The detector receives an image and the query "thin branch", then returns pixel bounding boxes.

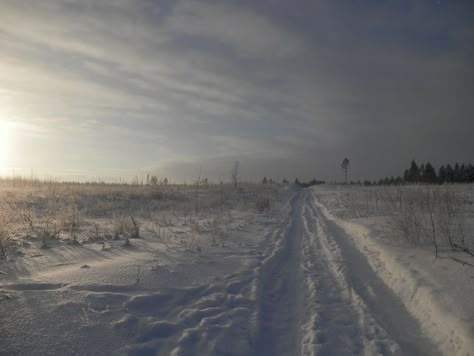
[452,243,474,257]
[450,256,474,268]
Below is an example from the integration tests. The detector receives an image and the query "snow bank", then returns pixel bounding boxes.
[313,189,474,356]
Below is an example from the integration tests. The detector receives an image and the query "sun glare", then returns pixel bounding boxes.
[0,119,11,175]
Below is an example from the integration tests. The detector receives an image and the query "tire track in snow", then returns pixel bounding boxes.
[255,189,441,356]
[255,192,305,356]
[305,190,442,356]
[300,194,367,355]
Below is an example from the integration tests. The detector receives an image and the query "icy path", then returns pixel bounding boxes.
[255,189,441,356]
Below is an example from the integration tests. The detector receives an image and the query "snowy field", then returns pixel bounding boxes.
[0,181,473,355]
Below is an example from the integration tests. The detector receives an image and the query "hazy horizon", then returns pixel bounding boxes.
[1,0,473,182]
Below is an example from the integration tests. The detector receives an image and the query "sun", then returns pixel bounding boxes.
[0,119,11,175]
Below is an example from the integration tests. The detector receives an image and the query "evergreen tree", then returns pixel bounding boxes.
[419,163,425,182]
[403,169,409,182]
[407,160,420,183]
[423,162,437,183]
[294,178,301,185]
[460,164,467,182]
[468,164,474,182]
[282,178,289,184]
[438,165,447,184]
[445,164,454,183]
[262,176,268,184]
[454,163,461,182]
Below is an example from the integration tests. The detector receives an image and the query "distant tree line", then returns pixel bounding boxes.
[261,176,325,187]
[145,174,168,185]
[296,178,326,188]
[364,160,474,186]
[403,160,474,184]
[290,177,325,187]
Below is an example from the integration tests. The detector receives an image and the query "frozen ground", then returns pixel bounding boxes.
[0,183,473,355]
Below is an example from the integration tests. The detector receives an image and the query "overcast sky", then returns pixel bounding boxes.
[0,0,473,182]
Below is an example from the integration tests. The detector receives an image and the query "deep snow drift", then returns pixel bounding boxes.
[0,183,473,355]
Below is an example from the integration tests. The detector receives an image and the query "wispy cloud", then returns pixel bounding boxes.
[0,0,473,180]
[165,1,306,58]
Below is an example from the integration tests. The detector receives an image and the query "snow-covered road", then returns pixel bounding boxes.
[255,189,441,356]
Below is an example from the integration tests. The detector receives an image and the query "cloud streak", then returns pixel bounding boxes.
[0,0,473,181]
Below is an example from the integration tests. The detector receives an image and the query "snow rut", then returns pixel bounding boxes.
[255,193,305,356]
[300,200,366,355]
[308,192,442,355]
[302,193,400,355]
[255,189,442,356]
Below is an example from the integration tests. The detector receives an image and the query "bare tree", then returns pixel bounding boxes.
[341,158,350,184]
[425,187,439,257]
[195,165,202,214]
[230,161,240,190]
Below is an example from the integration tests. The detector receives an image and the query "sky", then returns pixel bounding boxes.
[0,0,473,183]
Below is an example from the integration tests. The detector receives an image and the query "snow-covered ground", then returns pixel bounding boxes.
[312,184,474,356]
[0,182,285,355]
[1,183,473,355]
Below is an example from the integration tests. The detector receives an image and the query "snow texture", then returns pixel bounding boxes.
[1,186,472,355]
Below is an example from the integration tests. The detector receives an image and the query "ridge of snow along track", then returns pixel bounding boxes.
[300,192,400,355]
[311,188,473,356]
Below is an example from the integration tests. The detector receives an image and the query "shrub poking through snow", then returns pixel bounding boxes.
[0,180,282,258]
[65,194,81,244]
[129,217,140,239]
[255,198,270,212]
[0,199,13,260]
[321,184,473,259]
[122,235,131,248]
[145,223,170,248]
[113,215,126,240]
[0,223,10,260]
